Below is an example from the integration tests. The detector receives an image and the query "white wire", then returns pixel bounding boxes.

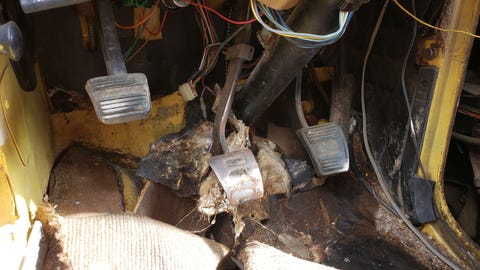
[251,0,350,41]
[295,72,309,128]
[360,1,461,269]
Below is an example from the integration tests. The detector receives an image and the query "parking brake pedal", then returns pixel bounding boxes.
[85,0,150,124]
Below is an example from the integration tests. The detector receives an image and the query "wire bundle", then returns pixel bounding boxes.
[251,0,353,48]
[194,0,218,46]
[114,1,168,63]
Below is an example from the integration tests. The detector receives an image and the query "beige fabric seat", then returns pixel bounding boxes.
[38,210,229,270]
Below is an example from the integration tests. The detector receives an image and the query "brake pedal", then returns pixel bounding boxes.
[297,123,349,176]
[86,74,150,124]
[85,0,151,124]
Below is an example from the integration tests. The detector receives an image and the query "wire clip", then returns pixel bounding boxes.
[226,44,255,61]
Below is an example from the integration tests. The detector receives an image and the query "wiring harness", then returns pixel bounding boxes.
[251,0,353,48]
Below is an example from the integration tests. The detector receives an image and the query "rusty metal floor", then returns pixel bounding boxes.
[239,173,446,269]
[48,145,448,270]
[48,146,123,215]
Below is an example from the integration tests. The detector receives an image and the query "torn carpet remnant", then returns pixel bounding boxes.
[136,122,213,197]
[237,241,338,270]
[36,204,230,270]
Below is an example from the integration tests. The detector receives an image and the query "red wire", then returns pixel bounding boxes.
[184,0,257,25]
[115,2,159,29]
[145,10,168,35]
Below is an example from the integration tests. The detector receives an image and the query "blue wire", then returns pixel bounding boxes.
[257,2,354,49]
[288,12,354,48]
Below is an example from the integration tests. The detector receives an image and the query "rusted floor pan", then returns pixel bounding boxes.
[47,145,449,269]
[239,173,447,269]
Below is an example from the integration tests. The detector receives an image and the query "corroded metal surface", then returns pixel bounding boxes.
[48,146,123,214]
[238,172,449,270]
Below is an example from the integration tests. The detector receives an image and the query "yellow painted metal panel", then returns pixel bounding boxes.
[51,91,186,158]
[0,58,54,269]
[0,173,16,226]
[419,0,480,265]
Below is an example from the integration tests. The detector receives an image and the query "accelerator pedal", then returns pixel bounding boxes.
[297,122,349,176]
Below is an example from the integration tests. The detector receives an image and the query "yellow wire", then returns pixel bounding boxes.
[393,0,480,39]
[249,0,328,40]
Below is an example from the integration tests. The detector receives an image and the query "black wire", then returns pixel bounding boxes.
[195,23,248,80]
[399,1,478,267]
[400,0,429,180]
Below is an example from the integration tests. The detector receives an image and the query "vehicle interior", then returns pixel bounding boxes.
[0,0,479,269]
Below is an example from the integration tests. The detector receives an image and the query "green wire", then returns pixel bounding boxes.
[123,24,145,60]
[123,6,154,61]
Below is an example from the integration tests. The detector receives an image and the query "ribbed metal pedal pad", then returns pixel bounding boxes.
[85,73,151,124]
[297,122,349,176]
[208,149,264,205]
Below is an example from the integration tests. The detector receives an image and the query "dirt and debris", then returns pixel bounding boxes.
[136,122,213,197]
[226,116,251,151]
[237,197,270,222]
[198,173,229,218]
[374,207,452,269]
[134,181,211,234]
[197,118,293,220]
[47,123,454,270]
[349,132,452,269]
[48,146,123,215]
[235,173,448,270]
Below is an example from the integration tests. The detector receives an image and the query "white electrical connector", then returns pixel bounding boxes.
[178,83,198,102]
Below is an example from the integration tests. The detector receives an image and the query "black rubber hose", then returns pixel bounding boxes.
[452,132,480,146]
[234,0,340,125]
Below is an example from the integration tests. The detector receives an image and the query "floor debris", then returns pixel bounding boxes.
[46,124,452,270]
[136,122,213,197]
[235,172,449,270]
[134,181,211,233]
[254,137,291,196]
[48,146,123,214]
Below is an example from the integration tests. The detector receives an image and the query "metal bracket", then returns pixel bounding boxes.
[226,44,254,62]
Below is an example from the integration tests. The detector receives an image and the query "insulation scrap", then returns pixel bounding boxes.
[198,172,229,217]
[198,120,292,226]
[254,137,292,196]
[136,122,212,197]
[225,116,251,151]
[198,117,252,218]
[198,116,252,218]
